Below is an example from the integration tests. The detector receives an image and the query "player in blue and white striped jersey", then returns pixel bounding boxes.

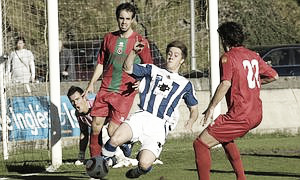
[102,40,199,179]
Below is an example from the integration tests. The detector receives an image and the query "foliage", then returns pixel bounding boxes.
[2,0,300,73]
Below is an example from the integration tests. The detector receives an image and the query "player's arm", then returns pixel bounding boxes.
[261,74,278,84]
[258,56,279,85]
[184,105,199,132]
[84,63,103,96]
[202,80,231,126]
[123,40,145,74]
[138,38,153,64]
[78,120,89,161]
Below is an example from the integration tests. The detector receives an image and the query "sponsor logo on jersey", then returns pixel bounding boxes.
[117,42,124,55]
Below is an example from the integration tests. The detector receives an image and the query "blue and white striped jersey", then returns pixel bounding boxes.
[133,64,198,128]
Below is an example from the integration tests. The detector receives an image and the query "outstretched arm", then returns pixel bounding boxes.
[201,80,231,126]
[184,105,199,132]
[83,63,103,97]
[123,50,136,74]
[123,37,145,74]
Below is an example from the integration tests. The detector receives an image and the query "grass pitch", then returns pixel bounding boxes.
[1,133,300,180]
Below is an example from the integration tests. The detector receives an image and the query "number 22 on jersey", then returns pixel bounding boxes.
[243,59,260,89]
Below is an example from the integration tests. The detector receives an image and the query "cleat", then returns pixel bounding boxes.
[106,156,118,167]
[75,159,84,166]
[125,168,142,179]
[120,144,132,157]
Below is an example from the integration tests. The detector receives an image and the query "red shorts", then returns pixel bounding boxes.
[91,90,137,125]
[207,114,262,143]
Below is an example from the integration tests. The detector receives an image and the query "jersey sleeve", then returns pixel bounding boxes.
[183,82,198,107]
[220,54,233,81]
[132,64,153,78]
[97,34,109,65]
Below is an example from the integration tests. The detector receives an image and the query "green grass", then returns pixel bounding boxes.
[1,133,300,180]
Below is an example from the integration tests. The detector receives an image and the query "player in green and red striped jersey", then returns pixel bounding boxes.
[84,2,152,158]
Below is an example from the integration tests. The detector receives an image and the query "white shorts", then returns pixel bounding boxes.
[125,110,166,158]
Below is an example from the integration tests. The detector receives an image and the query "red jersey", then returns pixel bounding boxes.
[98,31,152,94]
[221,46,277,123]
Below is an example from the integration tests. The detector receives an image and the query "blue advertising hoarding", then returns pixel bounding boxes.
[0,94,95,141]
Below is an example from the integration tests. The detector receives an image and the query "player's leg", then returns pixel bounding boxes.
[107,120,119,136]
[108,92,136,157]
[76,123,89,165]
[108,121,133,157]
[89,116,106,157]
[89,90,111,157]
[222,141,246,180]
[193,129,219,180]
[126,113,164,178]
[126,149,155,179]
[102,122,133,158]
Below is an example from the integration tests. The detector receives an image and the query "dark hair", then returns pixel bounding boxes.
[15,36,26,45]
[166,41,188,60]
[67,86,84,98]
[116,2,136,19]
[217,22,245,47]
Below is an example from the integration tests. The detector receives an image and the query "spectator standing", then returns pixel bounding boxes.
[6,36,35,83]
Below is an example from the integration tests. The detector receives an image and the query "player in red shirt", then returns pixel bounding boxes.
[84,2,152,157]
[193,22,278,180]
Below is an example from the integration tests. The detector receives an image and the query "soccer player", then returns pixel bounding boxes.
[83,2,152,157]
[67,86,93,165]
[67,86,132,166]
[193,22,278,180]
[102,40,199,178]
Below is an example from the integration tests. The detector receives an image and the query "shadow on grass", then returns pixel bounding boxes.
[2,175,87,180]
[212,170,300,178]
[186,169,300,178]
[241,153,300,159]
[6,164,46,174]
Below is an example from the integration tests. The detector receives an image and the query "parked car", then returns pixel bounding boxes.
[250,44,300,76]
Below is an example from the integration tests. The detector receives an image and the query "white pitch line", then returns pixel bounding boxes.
[21,173,40,176]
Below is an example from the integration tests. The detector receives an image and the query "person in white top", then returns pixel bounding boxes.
[6,36,35,83]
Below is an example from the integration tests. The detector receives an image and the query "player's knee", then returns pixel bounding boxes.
[107,122,120,137]
[109,135,121,147]
[193,138,200,149]
[193,138,209,150]
[138,159,153,171]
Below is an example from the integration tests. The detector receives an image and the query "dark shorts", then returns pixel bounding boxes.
[91,90,136,125]
[207,114,262,143]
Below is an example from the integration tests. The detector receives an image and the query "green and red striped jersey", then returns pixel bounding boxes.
[97,31,152,94]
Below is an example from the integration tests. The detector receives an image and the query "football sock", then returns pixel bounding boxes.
[102,140,117,157]
[89,134,101,157]
[193,138,211,180]
[222,142,246,180]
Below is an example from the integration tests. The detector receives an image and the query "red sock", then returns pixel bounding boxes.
[193,138,211,180]
[222,141,246,180]
[89,134,101,157]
